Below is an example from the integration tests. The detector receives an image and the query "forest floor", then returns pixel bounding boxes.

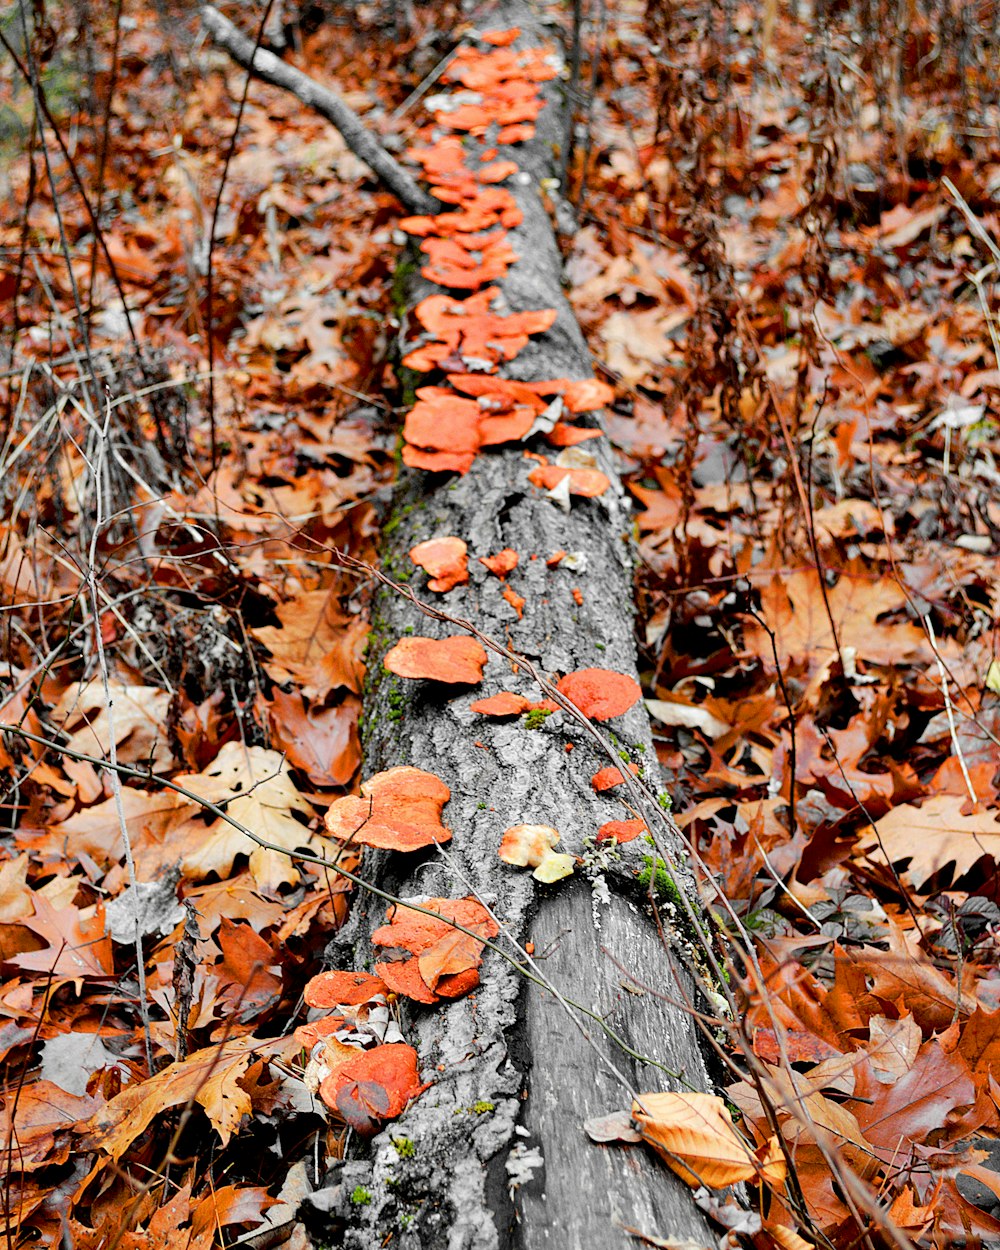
[0,0,999,1246]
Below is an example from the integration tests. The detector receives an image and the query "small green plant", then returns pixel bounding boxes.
[393,1136,416,1159]
[350,1186,372,1207]
[657,791,672,810]
[477,801,487,810]
[523,708,551,730]
[638,855,683,907]
[471,1100,495,1114]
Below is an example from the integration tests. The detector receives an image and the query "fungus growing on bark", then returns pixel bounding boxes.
[479,548,519,578]
[304,970,388,1008]
[470,692,532,717]
[527,463,611,498]
[498,824,574,882]
[372,897,499,1004]
[383,635,487,684]
[597,819,646,844]
[324,765,451,851]
[320,1042,428,1128]
[556,668,642,721]
[408,537,469,592]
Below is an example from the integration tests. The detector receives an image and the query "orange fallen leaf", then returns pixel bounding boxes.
[631,1091,785,1189]
[324,765,452,852]
[409,536,469,592]
[557,668,642,720]
[384,635,488,684]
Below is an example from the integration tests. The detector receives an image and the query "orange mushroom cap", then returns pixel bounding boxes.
[556,668,642,721]
[384,635,488,684]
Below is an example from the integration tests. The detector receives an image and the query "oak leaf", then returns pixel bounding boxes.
[251,589,366,700]
[174,742,323,891]
[860,794,1000,889]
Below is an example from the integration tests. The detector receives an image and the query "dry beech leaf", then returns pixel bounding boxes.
[384,635,488,684]
[631,1091,785,1189]
[324,765,451,852]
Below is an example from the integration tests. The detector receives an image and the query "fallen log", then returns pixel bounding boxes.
[205,5,718,1247]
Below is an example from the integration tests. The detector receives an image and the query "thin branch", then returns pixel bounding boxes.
[200,5,441,216]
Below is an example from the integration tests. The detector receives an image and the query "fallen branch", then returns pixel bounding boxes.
[199,5,440,216]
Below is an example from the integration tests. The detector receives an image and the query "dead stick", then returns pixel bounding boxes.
[200,5,441,216]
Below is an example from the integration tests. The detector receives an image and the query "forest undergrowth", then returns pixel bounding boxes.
[0,0,998,1246]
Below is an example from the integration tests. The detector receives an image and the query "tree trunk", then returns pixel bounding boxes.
[298,5,717,1247]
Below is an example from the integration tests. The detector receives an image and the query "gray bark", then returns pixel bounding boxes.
[272,5,718,1247]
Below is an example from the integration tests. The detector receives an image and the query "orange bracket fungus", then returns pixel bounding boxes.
[383,635,488,684]
[556,668,642,721]
[479,548,519,578]
[303,970,388,1008]
[324,765,452,851]
[597,819,646,845]
[527,463,611,498]
[498,824,574,882]
[372,897,499,1004]
[470,691,532,717]
[408,536,469,592]
[320,1042,429,1131]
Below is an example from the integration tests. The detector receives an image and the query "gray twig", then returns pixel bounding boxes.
[200,5,441,216]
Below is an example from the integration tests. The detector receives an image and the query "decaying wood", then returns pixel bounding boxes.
[207,4,718,1246]
[200,5,439,215]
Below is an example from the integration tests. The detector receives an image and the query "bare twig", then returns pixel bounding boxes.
[200,6,440,216]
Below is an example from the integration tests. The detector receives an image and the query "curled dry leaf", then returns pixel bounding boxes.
[527,463,611,498]
[409,536,469,592]
[631,1092,785,1190]
[498,824,574,882]
[383,635,488,684]
[372,897,499,1004]
[303,970,388,1008]
[324,765,451,852]
[557,668,642,721]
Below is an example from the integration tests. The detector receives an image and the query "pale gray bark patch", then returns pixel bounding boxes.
[295,4,718,1247]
